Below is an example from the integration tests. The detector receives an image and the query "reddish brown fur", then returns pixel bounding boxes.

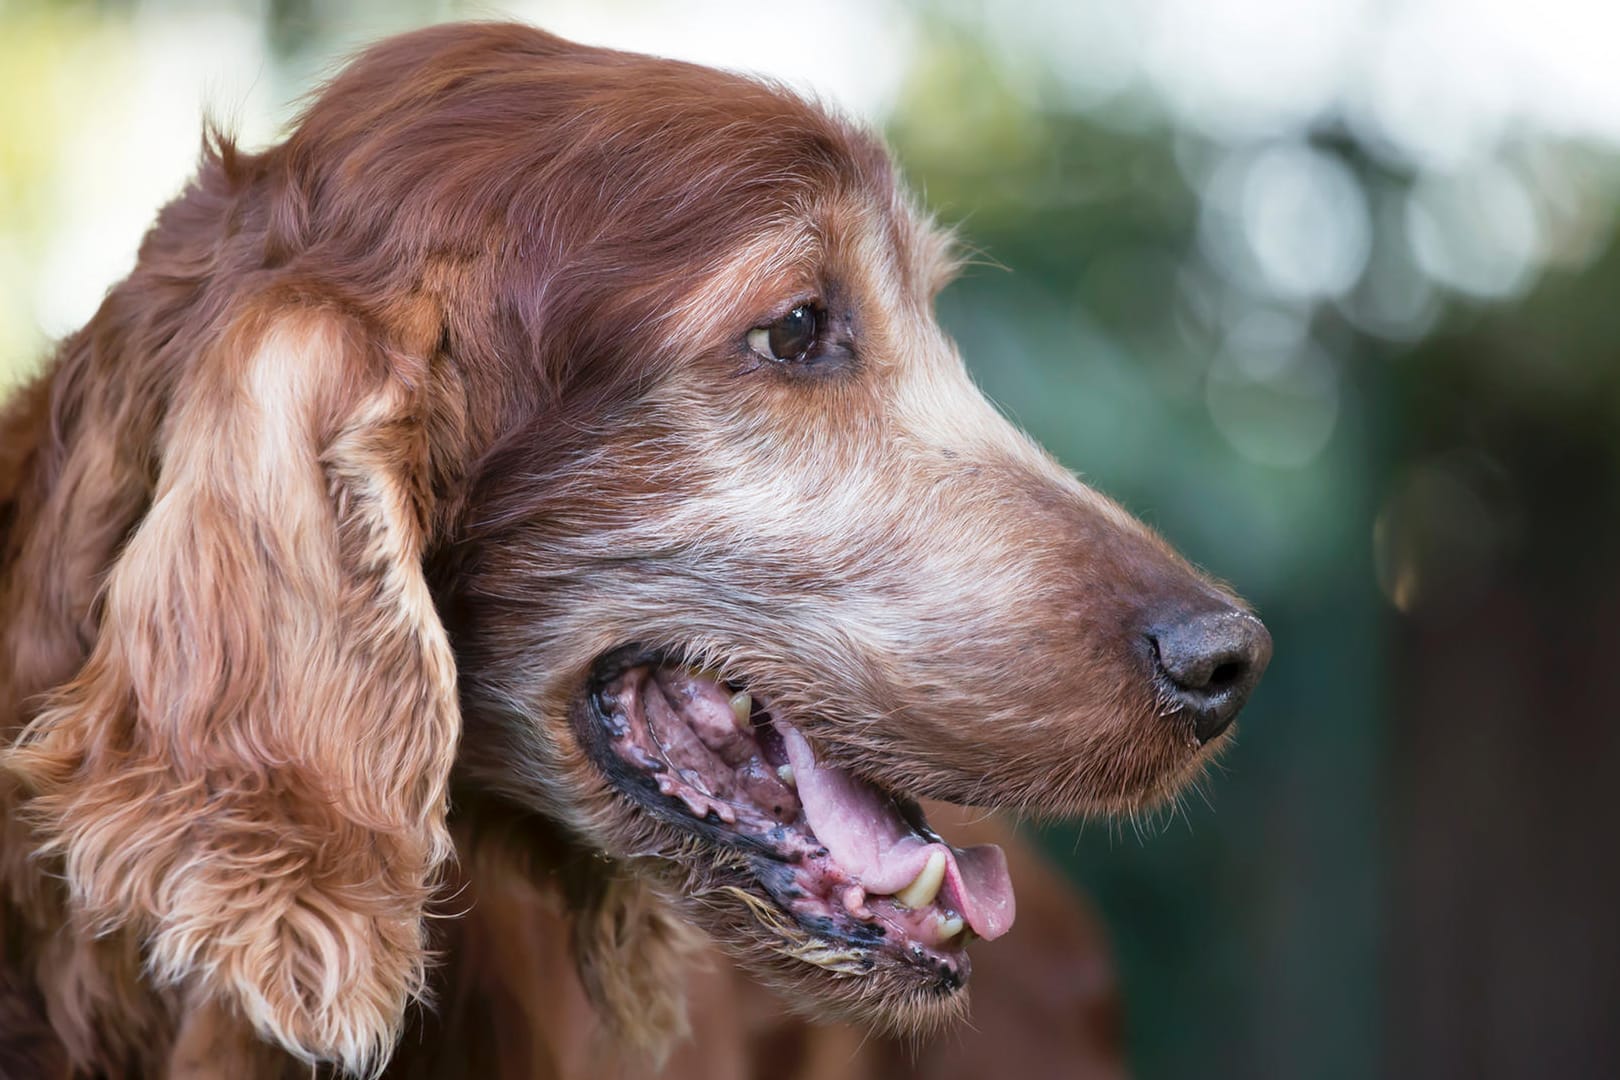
[0,22,1250,1076]
[384,803,1123,1080]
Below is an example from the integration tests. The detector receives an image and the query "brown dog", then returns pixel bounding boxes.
[0,22,1269,1077]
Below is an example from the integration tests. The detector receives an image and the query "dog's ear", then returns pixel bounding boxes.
[7,310,459,1073]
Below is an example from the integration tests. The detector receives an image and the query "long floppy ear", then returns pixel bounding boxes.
[7,309,459,1073]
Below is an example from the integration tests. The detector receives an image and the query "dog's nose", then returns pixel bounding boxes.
[1148,610,1272,744]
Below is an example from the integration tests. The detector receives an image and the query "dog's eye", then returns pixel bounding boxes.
[747,304,820,363]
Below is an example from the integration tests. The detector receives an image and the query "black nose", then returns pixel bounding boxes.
[1148,610,1272,744]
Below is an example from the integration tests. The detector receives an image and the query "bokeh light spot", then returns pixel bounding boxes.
[1206,334,1339,467]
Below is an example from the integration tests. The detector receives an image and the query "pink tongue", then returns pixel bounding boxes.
[780,725,1015,940]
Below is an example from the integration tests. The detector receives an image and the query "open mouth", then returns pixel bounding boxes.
[577,647,1016,993]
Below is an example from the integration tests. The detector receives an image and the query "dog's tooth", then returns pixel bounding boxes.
[937,914,966,941]
[895,849,947,910]
[729,691,752,729]
[776,763,796,787]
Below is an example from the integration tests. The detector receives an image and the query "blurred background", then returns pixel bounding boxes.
[4,1,1617,1077]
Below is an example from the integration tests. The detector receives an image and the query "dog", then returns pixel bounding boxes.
[0,22,1269,1077]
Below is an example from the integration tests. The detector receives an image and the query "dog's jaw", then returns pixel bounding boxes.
[569,649,1018,1016]
[596,657,1009,918]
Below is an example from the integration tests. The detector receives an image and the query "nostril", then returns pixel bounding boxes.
[1206,659,1244,691]
[1146,609,1272,744]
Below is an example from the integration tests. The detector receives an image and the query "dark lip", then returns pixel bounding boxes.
[571,642,970,987]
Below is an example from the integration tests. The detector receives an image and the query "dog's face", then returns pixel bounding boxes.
[412,31,1273,1034]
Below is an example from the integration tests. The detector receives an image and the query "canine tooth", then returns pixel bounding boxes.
[776,764,796,787]
[895,849,947,910]
[729,691,752,729]
[937,914,965,941]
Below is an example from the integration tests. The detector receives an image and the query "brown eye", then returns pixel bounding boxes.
[748,304,820,362]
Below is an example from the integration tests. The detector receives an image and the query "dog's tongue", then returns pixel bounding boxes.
[780,725,1015,940]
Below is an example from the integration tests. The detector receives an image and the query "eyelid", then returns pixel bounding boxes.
[753,294,822,328]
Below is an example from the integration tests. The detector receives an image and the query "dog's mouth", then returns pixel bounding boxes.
[579,647,1015,993]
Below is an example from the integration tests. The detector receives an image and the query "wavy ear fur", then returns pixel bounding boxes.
[7,309,459,1073]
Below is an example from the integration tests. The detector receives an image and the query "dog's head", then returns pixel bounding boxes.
[408,25,1271,1037]
[7,22,1268,1071]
